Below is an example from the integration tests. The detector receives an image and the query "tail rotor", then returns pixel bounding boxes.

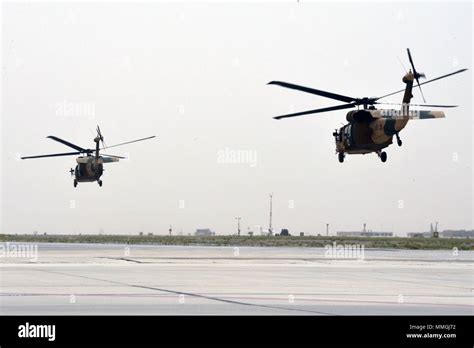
[407,48,426,102]
[96,125,107,149]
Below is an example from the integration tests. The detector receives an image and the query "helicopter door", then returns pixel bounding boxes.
[77,164,87,177]
[351,122,372,146]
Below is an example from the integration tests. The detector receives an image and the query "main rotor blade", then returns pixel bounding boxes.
[21,151,81,159]
[377,68,468,100]
[268,81,356,103]
[47,136,86,152]
[407,48,417,75]
[97,125,106,147]
[103,136,156,150]
[409,49,427,103]
[101,153,126,159]
[274,103,356,120]
[417,69,467,89]
[416,80,426,103]
[377,102,458,108]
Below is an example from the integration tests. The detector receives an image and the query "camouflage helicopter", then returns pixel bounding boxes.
[21,126,155,187]
[268,49,467,163]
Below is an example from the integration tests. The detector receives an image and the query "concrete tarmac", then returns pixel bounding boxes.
[0,243,472,315]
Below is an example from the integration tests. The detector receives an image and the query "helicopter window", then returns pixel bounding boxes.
[345,125,352,146]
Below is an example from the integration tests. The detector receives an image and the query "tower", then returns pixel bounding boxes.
[235,217,241,237]
[269,193,273,236]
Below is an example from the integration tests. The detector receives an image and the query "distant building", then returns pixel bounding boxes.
[407,230,474,238]
[336,231,393,237]
[441,230,474,238]
[280,229,290,236]
[195,228,215,236]
[407,232,427,238]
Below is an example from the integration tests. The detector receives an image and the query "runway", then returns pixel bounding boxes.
[1,243,472,315]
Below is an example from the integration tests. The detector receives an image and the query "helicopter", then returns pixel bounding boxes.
[21,126,156,187]
[268,49,467,163]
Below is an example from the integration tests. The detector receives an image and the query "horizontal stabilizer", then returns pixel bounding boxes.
[101,156,120,163]
[410,110,445,120]
[76,156,121,164]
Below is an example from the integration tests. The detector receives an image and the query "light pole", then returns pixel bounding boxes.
[326,223,329,236]
[235,217,241,236]
[269,193,273,235]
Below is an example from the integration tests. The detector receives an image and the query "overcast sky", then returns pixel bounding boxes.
[1,1,472,236]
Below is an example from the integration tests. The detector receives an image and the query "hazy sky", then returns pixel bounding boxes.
[1,1,472,236]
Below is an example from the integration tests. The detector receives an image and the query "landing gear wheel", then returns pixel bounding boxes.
[338,152,345,163]
[380,151,387,163]
[73,180,77,188]
[395,133,402,147]
[98,180,103,187]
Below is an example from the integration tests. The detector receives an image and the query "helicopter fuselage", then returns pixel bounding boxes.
[74,157,104,182]
[336,123,392,155]
[335,109,408,155]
